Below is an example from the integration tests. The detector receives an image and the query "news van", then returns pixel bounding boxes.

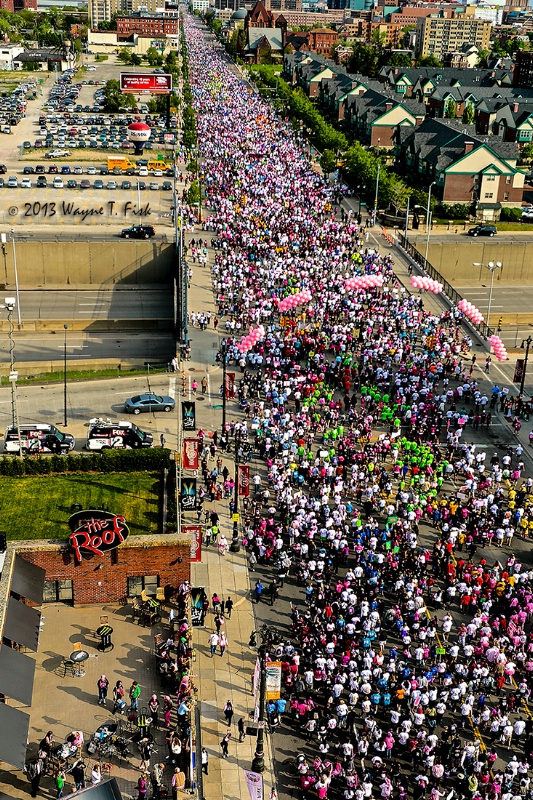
[85,419,153,451]
[4,423,75,454]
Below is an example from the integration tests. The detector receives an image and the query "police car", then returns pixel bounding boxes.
[85,419,153,450]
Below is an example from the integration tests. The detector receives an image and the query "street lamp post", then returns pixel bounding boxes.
[9,370,21,458]
[2,297,16,428]
[425,181,436,264]
[230,428,240,552]
[251,625,275,774]
[520,335,533,397]
[221,338,227,436]
[472,261,503,328]
[373,163,380,223]
[63,324,68,427]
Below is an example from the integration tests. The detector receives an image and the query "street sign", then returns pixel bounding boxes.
[232,513,240,522]
[120,73,172,95]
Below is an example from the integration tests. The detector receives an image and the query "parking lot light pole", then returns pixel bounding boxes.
[472,261,503,328]
[9,229,21,326]
[63,324,68,427]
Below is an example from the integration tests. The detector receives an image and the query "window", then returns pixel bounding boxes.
[486,174,496,181]
[127,575,159,596]
[43,579,73,604]
[504,192,509,201]
[484,192,494,199]
[506,176,511,184]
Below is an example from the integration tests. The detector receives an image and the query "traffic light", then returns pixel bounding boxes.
[498,317,502,331]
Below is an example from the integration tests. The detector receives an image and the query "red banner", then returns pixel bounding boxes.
[120,72,172,94]
[225,372,236,399]
[514,359,525,385]
[238,465,250,497]
[182,438,199,470]
[183,525,202,562]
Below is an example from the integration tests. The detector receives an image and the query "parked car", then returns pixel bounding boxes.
[36,176,48,188]
[124,393,175,414]
[80,179,91,189]
[53,177,64,189]
[7,176,18,188]
[468,225,497,237]
[23,166,35,174]
[21,178,32,188]
[121,225,156,239]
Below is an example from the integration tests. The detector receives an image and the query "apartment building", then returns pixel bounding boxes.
[89,0,161,30]
[415,14,492,60]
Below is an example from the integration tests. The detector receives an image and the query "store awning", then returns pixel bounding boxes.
[0,645,35,705]
[11,556,46,605]
[0,702,30,769]
[75,778,123,800]
[3,597,41,652]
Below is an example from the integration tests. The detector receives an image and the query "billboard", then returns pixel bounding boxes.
[120,73,172,94]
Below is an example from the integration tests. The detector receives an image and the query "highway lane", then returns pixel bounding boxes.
[17,288,174,320]
[0,330,175,362]
[410,232,533,244]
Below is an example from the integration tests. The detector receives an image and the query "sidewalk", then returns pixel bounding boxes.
[182,234,277,800]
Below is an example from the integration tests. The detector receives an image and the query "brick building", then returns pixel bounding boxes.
[116,13,179,35]
[14,533,191,606]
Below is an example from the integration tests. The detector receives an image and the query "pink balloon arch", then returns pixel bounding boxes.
[237,325,266,353]
[457,299,484,325]
[488,334,508,362]
[410,275,443,294]
[277,290,312,313]
[344,275,384,291]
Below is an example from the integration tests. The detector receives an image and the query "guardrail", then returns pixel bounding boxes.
[397,232,495,340]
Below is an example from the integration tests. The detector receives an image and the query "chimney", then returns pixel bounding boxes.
[385,100,393,110]
[394,67,399,74]
[464,141,474,153]
[513,102,519,112]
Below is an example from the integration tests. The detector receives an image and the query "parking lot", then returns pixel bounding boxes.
[0,56,188,227]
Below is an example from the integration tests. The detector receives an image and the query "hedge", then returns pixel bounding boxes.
[0,448,173,477]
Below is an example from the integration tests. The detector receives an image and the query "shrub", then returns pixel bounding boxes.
[500,207,522,222]
[435,203,470,220]
[0,449,172,477]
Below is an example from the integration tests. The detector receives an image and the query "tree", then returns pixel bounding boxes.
[521,142,533,161]
[347,42,380,78]
[344,141,379,189]
[476,48,490,68]
[444,98,457,119]
[320,149,337,176]
[117,48,131,64]
[463,103,475,125]
[145,47,161,66]
[382,52,412,68]
[187,179,201,206]
[102,78,135,112]
[130,53,142,66]
[416,54,442,67]
[381,173,411,214]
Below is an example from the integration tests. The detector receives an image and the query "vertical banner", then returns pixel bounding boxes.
[182,401,196,431]
[225,372,236,399]
[183,525,202,563]
[514,359,525,385]
[243,770,263,800]
[265,661,282,700]
[180,478,197,511]
[238,465,250,497]
[190,587,205,626]
[253,656,260,722]
[183,438,200,469]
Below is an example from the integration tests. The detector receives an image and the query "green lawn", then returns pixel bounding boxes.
[2,472,161,540]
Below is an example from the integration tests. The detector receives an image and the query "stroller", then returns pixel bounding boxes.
[87,722,132,760]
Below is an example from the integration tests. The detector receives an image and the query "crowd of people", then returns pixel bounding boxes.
[183,15,533,800]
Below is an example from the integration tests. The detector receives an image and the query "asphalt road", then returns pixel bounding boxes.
[18,288,173,320]
[0,372,180,450]
[410,232,533,244]
[2,330,175,362]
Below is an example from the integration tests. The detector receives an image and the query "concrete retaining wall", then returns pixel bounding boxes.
[2,240,175,287]
[425,241,533,286]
